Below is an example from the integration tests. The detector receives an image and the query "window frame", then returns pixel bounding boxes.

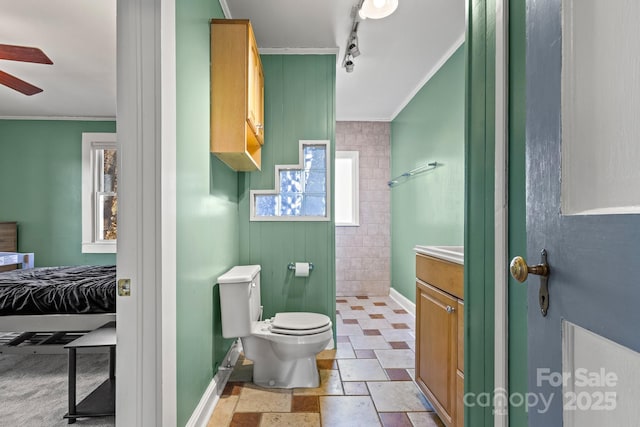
[250,140,331,222]
[81,132,118,253]
[335,151,360,227]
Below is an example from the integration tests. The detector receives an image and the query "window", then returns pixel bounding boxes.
[82,133,117,253]
[335,151,359,226]
[251,140,331,221]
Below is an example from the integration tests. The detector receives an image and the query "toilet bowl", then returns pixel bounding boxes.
[218,265,333,388]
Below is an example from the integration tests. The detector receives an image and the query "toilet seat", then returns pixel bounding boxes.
[268,312,332,336]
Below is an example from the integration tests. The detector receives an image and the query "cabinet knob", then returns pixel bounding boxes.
[256,123,264,130]
[446,305,455,314]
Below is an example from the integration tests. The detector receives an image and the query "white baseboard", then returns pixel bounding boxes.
[185,340,242,427]
[389,287,416,317]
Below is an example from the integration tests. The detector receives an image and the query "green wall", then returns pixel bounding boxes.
[0,120,116,267]
[508,0,528,424]
[238,55,336,329]
[390,46,466,302]
[175,2,238,425]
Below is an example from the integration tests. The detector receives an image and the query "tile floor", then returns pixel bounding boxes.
[207,295,445,427]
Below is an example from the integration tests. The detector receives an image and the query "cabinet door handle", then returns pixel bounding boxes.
[446,305,455,314]
[256,123,264,130]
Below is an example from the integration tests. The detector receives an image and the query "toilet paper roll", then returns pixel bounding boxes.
[295,262,310,277]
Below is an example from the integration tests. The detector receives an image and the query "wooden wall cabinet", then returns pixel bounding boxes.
[415,253,464,427]
[210,19,264,171]
[0,222,18,272]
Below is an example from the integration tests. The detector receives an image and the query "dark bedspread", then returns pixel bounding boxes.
[0,265,116,315]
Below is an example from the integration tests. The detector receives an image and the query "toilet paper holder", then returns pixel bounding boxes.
[287,262,314,272]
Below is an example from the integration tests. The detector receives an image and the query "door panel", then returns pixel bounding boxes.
[562,321,640,426]
[561,0,640,215]
[416,280,456,425]
[526,0,640,424]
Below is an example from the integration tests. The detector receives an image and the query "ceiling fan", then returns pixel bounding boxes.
[0,44,53,96]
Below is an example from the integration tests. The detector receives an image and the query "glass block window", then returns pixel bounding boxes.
[251,140,330,221]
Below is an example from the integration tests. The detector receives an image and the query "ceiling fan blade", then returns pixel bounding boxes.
[0,70,43,95]
[0,44,53,64]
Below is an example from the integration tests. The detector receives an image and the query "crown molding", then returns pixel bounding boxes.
[259,47,339,55]
[0,116,116,121]
[335,116,392,122]
[218,0,231,18]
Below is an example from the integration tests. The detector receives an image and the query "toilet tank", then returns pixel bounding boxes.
[217,265,262,338]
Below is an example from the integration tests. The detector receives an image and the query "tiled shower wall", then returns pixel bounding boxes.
[335,122,391,296]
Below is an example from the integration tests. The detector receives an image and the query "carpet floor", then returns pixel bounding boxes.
[0,352,115,426]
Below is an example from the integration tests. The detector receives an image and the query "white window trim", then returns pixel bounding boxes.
[250,140,331,222]
[81,132,117,253]
[335,151,360,227]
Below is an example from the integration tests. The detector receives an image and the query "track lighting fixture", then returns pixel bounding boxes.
[359,0,398,20]
[345,57,355,73]
[347,34,360,58]
[341,0,399,73]
[341,8,361,73]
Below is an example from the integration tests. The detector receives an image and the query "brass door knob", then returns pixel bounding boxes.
[510,256,549,282]
[510,250,551,317]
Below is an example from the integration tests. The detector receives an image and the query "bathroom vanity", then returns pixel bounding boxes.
[414,246,464,427]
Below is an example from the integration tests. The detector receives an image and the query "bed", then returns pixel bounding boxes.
[0,252,116,353]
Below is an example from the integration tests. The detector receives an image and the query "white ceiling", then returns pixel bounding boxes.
[0,0,464,121]
[225,0,465,121]
[0,0,116,119]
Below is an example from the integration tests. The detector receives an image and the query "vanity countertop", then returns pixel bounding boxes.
[414,245,464,265]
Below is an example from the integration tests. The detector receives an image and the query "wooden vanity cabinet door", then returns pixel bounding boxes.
[456,370,465,427]
[457,300,464,372]
[416,279,457,426]
[456,300,464,426]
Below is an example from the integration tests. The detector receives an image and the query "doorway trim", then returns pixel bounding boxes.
[116,0,177,424]
[494,0,509,425]
[160,0,178,423]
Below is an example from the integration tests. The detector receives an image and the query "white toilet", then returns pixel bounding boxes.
[218,265,333,388]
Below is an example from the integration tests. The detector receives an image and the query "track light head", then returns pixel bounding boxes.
[348,43,360,58]
[359,0,399,20]
[345,58,355,73]
[348,35,360,57]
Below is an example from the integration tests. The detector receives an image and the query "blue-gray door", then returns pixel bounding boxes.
[525,0,640,425]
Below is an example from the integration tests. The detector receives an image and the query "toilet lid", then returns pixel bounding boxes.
[269,312,331,336]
